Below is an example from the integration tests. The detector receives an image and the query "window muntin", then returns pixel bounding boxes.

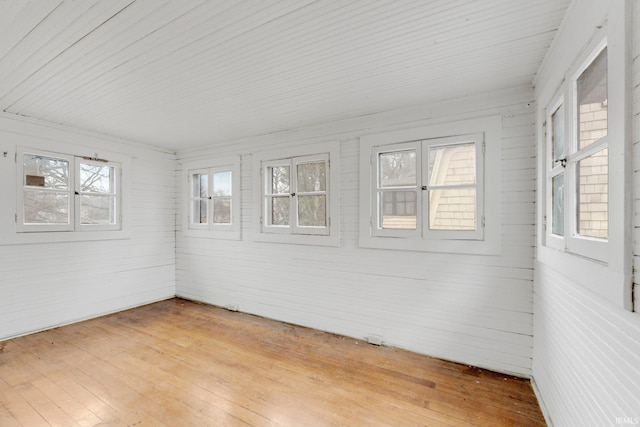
[262,154,329,235]
[372,135,483,240]
[188,167,234,229]
[18,149,121,232]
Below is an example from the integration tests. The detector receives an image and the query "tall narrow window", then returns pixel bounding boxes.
[21,153,72,229]
[545,43,609,261]
[546,99,566,246]
[574,47,608,241]
[77,160,118,228]
[377,147,418,231]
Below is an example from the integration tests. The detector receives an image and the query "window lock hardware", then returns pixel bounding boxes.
[421,186,427,191]
[291,192,296,196]
[554,157,567,168]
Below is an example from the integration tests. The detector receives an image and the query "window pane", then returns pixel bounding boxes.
[213,197,231,224]
[428,188,476,231]
[192,173,208,198]
[297,195,326,227]
[80,163,115,193]
[80,195,116,225]
[23,154,69,190]
[552,174,564,236]
[192,200,207,224]
[577,148,608,239]
[213,171,231,197]
[270,196,290,226]
[428,143,475,186]
[270,166,290,195]
[379,150,416,187]
[297,162,326,192]
[551,105,564,164]
[23,190,70,224]
[379,190,417,229]
[577,48,607,150]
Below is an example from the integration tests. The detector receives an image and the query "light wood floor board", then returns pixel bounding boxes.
[0,298,546,426]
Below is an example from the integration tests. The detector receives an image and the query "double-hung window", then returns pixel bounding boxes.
[183,156,240,240]
[372,135,483,241]
[545,43,609,261]
[359,116,501,254]
[262,153,329,236]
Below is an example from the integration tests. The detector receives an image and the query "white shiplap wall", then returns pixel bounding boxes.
[176,87,538,377]
[0,114,176,341]
[533,1,640,425]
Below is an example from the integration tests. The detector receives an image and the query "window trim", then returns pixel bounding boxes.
[252,141,340,247]
[359,116,501,255]
[182,156,241,240]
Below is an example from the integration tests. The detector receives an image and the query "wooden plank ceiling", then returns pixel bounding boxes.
[0,0,570,150]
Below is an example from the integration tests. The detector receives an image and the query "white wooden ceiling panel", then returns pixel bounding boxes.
[0,0,570,150]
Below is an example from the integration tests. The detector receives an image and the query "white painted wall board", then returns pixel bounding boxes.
[176,87,537,377]
[0,114,177,341]
[533,1,640,425]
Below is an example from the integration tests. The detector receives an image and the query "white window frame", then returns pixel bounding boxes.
[262,153,330,236]
[545,94,566,252]
[360,116,501,255]
[371,135,484,241]
[182,156,241,240]
[537,6,632,311]
[75,158,121,232]
[252,141,340,247]
[17,148,122,233]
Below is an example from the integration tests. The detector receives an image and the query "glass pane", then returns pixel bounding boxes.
[213,171,231,197]
[379,190,417,230]
[552,174,564,236]
[577,48,607,150]
[192,173,208,198]
[23,154,69,190]
[213,197,231,224]
[428,188,476,231]
[80,195,116,225]
[23,190,70,224]
[270,166,290,195]
[577,148,608,239]
[191,200,207,224]
[297,195,326,227]
[379,150,416,187]
[297,162,326,193]
[428,143,475,186]
[270,196,290,226]
[551,105,564,164]
[80,163,115,193]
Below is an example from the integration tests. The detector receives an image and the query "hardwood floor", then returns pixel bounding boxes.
[0,298,546,426]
